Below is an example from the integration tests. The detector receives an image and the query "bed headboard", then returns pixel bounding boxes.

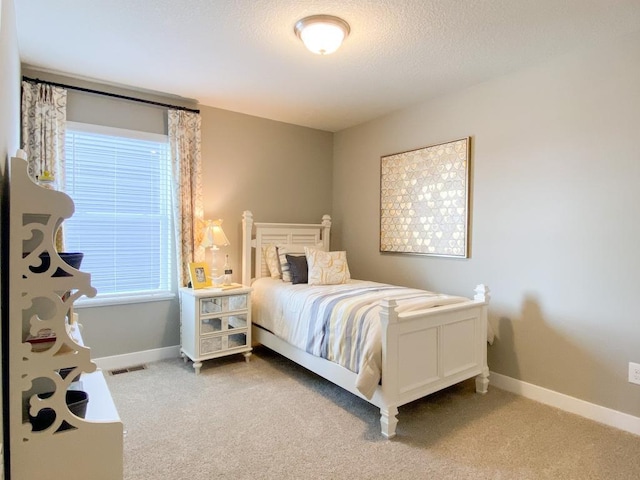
[242,210,331,285]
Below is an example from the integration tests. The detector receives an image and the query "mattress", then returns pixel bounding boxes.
[250,277,469,398]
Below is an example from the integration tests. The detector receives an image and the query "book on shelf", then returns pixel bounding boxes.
[26,328,57,352]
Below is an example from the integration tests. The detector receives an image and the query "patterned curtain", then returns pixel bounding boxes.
[21,80,67,251]
[168,109,204,287]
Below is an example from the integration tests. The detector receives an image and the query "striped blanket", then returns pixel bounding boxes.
[251,278,468,398]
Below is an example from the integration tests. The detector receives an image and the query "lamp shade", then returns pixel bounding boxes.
[294,15,350,55]
[201,219,230,249]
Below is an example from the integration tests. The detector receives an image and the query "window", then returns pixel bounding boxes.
[64,122,174,305]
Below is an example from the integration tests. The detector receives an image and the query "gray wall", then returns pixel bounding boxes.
[1,0,20,170]
[1,0,21,460]
[333,31,640,418]
[19,69,334,358]
[199,105,334,276]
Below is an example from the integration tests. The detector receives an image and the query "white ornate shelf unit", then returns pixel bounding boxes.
[5,157,123,479]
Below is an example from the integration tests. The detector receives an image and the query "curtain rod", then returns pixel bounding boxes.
[22,76,200,114]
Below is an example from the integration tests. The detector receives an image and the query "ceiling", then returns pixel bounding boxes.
[14,0,640,132]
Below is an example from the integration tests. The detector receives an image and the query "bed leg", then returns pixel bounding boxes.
[380,405,398,439]
[475,367,490,394]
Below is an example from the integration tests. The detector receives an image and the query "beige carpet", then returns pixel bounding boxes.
[105,346,640,480]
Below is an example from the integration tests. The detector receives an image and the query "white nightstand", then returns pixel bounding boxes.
[179,285,252,374]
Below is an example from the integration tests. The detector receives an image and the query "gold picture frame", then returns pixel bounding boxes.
[380,137,470,257]
[188,262,211,289]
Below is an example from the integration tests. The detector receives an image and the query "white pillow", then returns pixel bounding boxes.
[277,243,324,282]
[305,247,351,285]
[262,244,281,279]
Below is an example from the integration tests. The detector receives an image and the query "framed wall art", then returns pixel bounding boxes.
[380,137,470,258]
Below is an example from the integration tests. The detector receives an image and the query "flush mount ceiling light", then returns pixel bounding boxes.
[294,15,350,55]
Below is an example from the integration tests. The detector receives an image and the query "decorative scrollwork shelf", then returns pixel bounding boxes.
[6,156,123,480]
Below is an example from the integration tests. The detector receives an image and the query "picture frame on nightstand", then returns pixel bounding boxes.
[188,262,211,289]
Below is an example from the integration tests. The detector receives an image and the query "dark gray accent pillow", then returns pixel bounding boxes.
[286,254,308,284]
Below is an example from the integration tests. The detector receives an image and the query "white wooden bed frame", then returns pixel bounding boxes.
[241,210,490,438]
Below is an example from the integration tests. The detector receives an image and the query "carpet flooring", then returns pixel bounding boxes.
[105,346,640,480]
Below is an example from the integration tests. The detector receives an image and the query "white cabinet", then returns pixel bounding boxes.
[4,157,123,479]
[179,286,252,373]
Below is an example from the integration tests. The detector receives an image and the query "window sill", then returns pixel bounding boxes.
[74,291,176,308]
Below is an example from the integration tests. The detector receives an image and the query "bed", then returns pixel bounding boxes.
[241,211,490,438]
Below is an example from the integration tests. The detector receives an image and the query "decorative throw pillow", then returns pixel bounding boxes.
[277,243,324,282]
[262,244,281,279]
[305,247,351,285]
[286,254,308,284]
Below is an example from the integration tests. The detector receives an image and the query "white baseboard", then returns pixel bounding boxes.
[94,345,181,371]
[490,371,640,437]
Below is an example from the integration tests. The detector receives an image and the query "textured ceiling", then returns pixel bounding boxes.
[14,0,640,132]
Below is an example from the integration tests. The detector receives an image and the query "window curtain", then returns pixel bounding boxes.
[168,109,204,287]
[21,80,67,251]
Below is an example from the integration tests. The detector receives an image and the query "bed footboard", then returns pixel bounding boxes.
[378,285,490,437]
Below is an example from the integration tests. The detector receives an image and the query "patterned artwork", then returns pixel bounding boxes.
[380,138,469,257]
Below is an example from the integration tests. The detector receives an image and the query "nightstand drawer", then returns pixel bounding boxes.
[200,293,248,316]
[200,313,248,334]
[200,331,248,355]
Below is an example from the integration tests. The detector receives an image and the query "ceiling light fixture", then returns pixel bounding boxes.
[294,15,350,55]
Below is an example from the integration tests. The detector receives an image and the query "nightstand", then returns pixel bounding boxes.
[179,285,252,374]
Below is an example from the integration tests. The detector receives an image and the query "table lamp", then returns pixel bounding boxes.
[201,219,230,277]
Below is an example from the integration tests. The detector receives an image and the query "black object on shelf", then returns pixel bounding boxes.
[29,390,89,432]
[28,252,84,277]
[58,366,81,382]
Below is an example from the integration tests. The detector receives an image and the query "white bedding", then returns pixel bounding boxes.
[251,278,471,398]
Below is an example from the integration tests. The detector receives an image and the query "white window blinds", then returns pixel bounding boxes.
[64,122,173,302]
